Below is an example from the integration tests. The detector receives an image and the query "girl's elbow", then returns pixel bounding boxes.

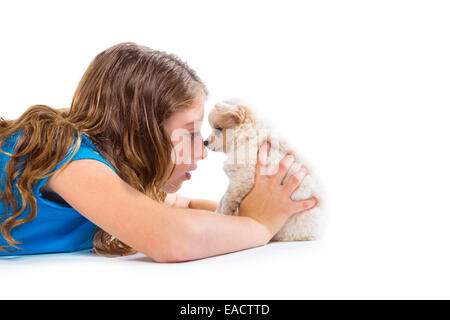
[146,224,204,263]
[150,244,192,263]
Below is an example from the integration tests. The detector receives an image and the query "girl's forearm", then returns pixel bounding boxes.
[168,207,270,262]
[188,199,218,212]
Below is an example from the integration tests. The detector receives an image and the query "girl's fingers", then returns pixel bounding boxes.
[272,153,295,185]
[283,166,308,195]
[256,141,271,177]
[293,197,318,212]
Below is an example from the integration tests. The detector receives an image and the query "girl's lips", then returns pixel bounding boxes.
[184,166,196,180]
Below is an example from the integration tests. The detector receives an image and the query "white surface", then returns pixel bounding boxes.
[1,0,450,299]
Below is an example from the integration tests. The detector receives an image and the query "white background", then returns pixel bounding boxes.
[1,0,449,299]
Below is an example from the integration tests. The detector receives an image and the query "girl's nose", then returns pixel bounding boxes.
[200,140,208,160]
[201,142,208,160]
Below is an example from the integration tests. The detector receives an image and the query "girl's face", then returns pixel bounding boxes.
[162,99,208,193]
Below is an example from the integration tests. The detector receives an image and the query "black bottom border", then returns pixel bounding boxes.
[0,299,446,318]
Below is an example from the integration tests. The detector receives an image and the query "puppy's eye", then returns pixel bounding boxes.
[215,127,223,133]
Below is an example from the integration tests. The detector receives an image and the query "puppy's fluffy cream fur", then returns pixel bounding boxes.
[205,99,326,241]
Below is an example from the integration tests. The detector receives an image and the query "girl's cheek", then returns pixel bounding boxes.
[171,137,192,165]
[194,136,206,160]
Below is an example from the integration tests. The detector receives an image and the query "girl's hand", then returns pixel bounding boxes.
[165,193,219,212]
[164,193,191,208]
[238,142,318,240]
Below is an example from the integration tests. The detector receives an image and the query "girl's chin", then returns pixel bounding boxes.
[163,184,180,193]
[162,174,189,193]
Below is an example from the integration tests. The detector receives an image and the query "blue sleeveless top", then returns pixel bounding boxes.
[0,130,118,256]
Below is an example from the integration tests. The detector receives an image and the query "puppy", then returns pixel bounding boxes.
[204,99,325,241]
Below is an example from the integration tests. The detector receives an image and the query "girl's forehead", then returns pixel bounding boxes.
[166,100,205,131]
[183,102,204,124]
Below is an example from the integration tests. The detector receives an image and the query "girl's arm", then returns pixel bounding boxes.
[48,159,270,262]
[188,199,218,212]
[165,193,218,212]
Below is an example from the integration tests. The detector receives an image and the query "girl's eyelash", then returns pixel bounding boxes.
[189,132,201,138]
[215,127,222,132]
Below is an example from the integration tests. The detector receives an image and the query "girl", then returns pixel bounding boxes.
[0,42,317,262]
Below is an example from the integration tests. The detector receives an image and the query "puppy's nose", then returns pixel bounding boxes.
[203,140,209,146]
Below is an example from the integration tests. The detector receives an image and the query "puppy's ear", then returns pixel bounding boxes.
[214,102,253,126]
[214,102,232,111]
[238,105,254,125]
[227,105,246,124]
[228,105,254,125]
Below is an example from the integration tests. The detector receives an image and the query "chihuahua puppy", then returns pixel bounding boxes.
[204,99,325,241]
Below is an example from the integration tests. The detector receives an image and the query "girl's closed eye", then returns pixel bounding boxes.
[189,131,202,139]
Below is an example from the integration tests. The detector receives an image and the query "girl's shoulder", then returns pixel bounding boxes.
[37,132,118,199]
[72,133,117,175]
[1,129,117,174]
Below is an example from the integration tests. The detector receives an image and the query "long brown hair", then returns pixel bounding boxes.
[0,42,208,256]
